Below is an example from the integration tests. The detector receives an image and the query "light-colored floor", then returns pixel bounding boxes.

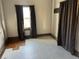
[2,39,78,59]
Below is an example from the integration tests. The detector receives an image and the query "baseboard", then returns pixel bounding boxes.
[6,34,56,40]
[75,50,79,57]
[0,44,5,59]
[24,35,31,39]
[37,33,51,37]
[50,34,57,39]
[8,37,18,40]
[37,33,57,39]
[5,36,19,45]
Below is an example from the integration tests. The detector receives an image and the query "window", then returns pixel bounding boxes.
[23,7,31,29]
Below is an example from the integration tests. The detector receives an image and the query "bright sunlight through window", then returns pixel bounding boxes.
[23,7,31,29]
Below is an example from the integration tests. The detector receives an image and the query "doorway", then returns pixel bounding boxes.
[15,5,37,40]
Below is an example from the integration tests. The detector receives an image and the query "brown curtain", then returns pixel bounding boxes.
[30,6,37,38]
[58,0,78,55]
[58,1,68,47]
[15,5,24,40]
[65,0,78,54]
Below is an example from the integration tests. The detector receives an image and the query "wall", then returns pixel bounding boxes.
[51,0,65,39]
[34,0,52,35]
[2,0,52,37]
[0,0,6,54]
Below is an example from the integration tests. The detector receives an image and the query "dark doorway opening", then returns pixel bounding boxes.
[15,5,37,40]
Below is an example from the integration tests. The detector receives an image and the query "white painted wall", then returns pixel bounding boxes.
[51,0,65,39]
[0,0,6,54]
[2,0,52,37]
[34,0,52,34]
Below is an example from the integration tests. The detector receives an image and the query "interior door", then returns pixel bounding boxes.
[15,5,24,40]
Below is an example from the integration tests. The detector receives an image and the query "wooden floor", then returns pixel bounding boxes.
[5,36,53,49]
